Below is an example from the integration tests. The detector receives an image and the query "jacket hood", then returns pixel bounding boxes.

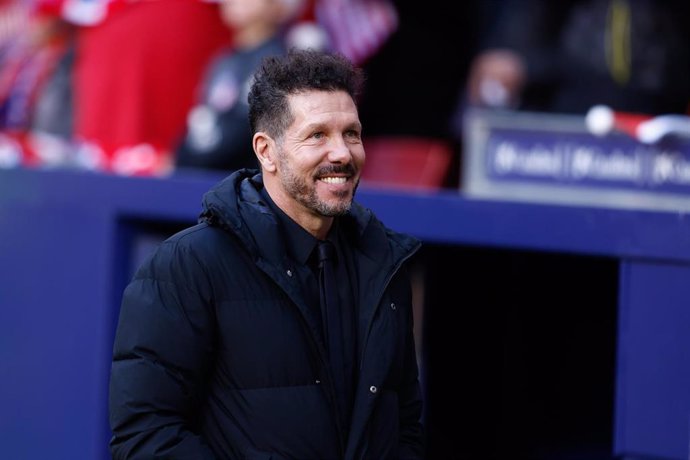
[199,168,420,267]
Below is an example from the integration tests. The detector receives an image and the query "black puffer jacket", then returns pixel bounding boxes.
[109,170,424,460]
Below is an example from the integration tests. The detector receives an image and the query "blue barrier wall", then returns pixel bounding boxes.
[1,167,689,459]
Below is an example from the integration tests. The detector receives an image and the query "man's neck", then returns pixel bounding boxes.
[263,180,333,240]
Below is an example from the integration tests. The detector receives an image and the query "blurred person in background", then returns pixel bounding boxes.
[109,49,425,459]
[465,0,690,116]
[0,0,76,169]
[68,0,232,176]
[26,2,77,168]
[174,0,326,174]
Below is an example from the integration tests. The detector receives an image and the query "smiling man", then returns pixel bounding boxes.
[109,49,425,460]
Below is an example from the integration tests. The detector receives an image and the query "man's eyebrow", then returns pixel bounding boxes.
[299,119,362,133]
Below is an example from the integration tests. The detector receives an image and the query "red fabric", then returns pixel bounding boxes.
[299,0,317,21]
[74,0,232,174]
[361,136,452,190]
[34,0,65,17]
[613,112,651,138]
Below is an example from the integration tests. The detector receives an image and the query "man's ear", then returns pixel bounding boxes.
[253,132,277,173]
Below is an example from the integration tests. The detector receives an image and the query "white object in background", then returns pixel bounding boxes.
[585,104,690,144]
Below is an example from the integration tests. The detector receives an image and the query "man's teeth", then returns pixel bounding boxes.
[320,177,347,184]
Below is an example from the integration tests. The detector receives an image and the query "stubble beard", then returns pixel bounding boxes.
[279,157,358,217]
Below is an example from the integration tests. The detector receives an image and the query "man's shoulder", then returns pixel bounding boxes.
[346,201,421,257]
[145,222,242,267]
[164,222,216,244]
[133,222,246,281]
[165,221,239,250]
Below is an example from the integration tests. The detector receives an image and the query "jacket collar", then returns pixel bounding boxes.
[200,169,419,268]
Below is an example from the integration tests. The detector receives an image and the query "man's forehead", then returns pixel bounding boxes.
[288,91,358,120]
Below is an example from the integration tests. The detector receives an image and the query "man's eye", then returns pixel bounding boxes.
[311,132,324,139]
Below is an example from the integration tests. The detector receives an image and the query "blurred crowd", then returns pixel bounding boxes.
[1,0,688,186]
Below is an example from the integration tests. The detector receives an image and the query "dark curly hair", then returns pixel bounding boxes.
[248,48,365,140]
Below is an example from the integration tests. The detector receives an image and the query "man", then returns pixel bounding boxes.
[109,49,425,460]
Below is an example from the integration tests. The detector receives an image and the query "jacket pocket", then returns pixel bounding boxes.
[364,389,400,459]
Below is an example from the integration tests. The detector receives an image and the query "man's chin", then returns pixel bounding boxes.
[315,197,352,217]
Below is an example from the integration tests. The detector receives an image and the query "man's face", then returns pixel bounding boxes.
[273,90,365,218]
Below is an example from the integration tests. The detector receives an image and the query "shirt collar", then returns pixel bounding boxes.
[260,187,319,266]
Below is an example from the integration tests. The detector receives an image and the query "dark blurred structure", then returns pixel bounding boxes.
[356,0,494,189]
[465,0,690,116]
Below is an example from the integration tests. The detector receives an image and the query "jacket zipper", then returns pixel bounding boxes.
[282,278,348,457]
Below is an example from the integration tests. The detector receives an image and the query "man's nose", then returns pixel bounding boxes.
[327,136,352,163]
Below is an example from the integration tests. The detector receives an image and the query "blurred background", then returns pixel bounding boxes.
[2,0,690,459]
[0,0,688,184]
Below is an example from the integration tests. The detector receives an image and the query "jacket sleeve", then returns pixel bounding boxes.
[397,270,426,459]
[109,239,217,459]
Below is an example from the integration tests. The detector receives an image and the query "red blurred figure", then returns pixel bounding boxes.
[71,0,232,176]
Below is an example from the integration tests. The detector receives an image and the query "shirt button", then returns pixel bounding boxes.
[390,302,396,310]
[286,269,293,277]
[369,385,378,394]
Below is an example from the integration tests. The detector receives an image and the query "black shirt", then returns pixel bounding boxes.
[259,187,358,432]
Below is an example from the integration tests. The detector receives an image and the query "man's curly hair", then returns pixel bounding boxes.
[248,48,365,140]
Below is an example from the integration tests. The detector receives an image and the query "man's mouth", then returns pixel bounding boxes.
[319,176,348,184]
